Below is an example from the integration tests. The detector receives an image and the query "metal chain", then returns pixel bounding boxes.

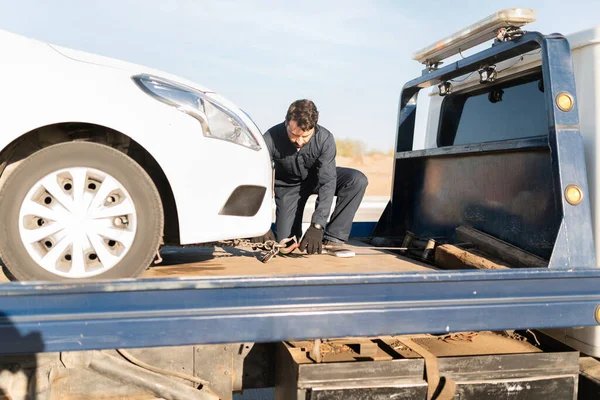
[185,239,279,251]
[184,237,298,263]
[217,239,279,251]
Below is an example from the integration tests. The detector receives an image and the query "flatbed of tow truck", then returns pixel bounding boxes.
[0,239,434,282]
[145,241,434,279]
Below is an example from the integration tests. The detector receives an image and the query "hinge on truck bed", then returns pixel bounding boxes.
[495,26,526,42]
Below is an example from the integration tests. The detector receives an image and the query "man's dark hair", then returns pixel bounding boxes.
[285,99,319,131]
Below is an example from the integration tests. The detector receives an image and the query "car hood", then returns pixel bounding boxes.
[48,43,214,93]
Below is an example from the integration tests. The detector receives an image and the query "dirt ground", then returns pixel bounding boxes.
[336,154,393,197]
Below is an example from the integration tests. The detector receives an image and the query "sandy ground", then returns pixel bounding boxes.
[336,154,393,197]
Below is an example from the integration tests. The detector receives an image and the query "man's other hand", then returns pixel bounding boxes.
[250,229,276,244]
[299,225,323,254]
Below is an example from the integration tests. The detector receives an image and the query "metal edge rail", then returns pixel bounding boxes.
[0,269,599,354]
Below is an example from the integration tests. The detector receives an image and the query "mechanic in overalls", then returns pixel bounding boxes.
[253,99,368,254]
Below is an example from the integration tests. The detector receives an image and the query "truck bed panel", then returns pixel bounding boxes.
[143,241,435,278]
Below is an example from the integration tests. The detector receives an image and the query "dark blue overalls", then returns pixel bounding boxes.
[263,122,368,243]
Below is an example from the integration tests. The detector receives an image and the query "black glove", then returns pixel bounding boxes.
[299,225,323,254]
[250,229,276,243]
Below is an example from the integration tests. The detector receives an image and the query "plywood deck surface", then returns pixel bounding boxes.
[143,240,435,278]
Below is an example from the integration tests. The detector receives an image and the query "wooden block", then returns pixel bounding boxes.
[435,244,509,270]
[358,342,379,357]
[456,226,548,268]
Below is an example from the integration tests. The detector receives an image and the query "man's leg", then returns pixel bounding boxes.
[274,185,310,242]
[323,167,368,243]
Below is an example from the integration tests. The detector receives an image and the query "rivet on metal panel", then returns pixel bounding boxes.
[556,92,574,112]
[565,185,583,206]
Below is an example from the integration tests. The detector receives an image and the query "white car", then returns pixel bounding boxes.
[0,29,273,281]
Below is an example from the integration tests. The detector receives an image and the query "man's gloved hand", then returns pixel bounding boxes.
[299,224,323,254]
[250,229,276,244]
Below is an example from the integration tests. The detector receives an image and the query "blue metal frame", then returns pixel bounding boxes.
[0,269,599,354]
[388,32,595,268]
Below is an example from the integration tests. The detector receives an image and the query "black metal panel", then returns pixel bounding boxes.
[310,387,425,400]
[455,377,576,399]
[309,379,576,400]
[282,348,579,400]
[580,375,600,399]
[219,185,266,217]
[579,357,600,399]
[243,343,277,389]
[391,147,559,259]
[438,352,580,379]
[396,136,548,159]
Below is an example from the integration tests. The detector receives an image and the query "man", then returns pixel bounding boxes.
[254,99,368,254]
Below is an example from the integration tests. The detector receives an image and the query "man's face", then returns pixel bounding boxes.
[286,120,314,149]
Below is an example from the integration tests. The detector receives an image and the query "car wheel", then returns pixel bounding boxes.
[0,141,164,281]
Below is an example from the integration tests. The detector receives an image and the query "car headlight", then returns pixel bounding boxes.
[132,74,261,150]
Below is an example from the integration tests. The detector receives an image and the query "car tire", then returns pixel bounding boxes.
[0,141,164,281]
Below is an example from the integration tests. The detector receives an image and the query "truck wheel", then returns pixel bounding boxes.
[0,141,164,281]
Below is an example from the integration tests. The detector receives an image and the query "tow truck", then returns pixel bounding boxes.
[0,8,600,400]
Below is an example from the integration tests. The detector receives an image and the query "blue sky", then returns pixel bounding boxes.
[1,1,599,151]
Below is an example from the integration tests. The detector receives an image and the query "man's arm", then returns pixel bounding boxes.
[262,129,275,162]
[312,134,337,226]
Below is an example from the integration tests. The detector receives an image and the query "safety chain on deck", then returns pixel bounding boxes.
[201,238,291,251]
[184,237,299,263]
[219,238,278,251]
